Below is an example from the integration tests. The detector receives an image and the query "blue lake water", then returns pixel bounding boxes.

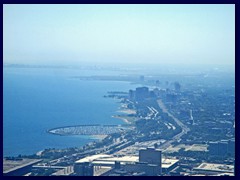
[3,67,138,157]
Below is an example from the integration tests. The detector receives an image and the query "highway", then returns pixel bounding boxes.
[46,98,190,166]
[157,99,190,150]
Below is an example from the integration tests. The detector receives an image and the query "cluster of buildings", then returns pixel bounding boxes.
[4,81,235,176]
[208,139,235,157]
[129,87,156,102]
[72,146,234,176]
[3,147,234,176]
[73,148,178,176]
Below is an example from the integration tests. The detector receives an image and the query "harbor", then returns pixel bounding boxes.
[48,125,133,136]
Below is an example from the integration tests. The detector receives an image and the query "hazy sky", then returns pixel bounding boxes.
[3,4,235,66]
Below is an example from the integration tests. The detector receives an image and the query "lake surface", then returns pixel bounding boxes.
[3,67,138,157]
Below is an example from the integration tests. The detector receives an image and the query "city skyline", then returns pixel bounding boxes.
[3,3,235,176]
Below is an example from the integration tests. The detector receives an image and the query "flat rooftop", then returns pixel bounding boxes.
[164,144,208,153]
[194,163,234,173]
[96,156,139,163]
[76,154,178,169]
[76,154,138,164]
[139,147,162,152]
[3,158,42,174]
[162,158,179,169]
[75,154,112,163]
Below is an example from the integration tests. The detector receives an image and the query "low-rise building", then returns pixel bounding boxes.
[193,163,234,175]
[3,158,42,176]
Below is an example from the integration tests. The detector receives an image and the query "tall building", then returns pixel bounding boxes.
[139,148,162,165]
[74,162,93,176]
[135,87,149,101]
[129,90,135,100]
[139,147,162,175]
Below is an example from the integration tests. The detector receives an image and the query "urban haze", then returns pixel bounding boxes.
[3,4,235,176]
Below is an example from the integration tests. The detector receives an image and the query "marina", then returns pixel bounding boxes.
[48,125,133,136]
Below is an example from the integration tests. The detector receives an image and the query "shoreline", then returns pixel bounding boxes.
[114,103,137,124]
[112,115,132,124]
[90,135,108,140]
[117,109,136,115]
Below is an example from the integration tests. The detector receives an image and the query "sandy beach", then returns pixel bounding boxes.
[112,115,132,124]
[117,109,136,115]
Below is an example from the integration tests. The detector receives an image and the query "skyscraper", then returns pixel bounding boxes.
[139,147,162,166]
